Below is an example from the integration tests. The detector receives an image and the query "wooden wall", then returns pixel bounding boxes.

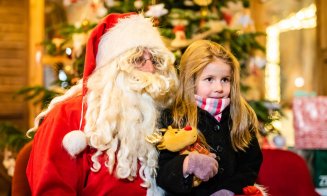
[0,0,30,193]
[314,0,327,95]
[0,0,29,129]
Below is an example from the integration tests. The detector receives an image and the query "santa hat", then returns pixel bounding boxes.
[63,13,169,157]
[82,12,168,95]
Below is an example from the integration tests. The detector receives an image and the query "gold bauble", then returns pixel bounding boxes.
[193,0,212,6]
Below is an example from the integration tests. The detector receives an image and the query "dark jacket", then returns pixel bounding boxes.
[156,107,263,195]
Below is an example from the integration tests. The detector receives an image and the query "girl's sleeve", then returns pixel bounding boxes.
[156,150,193,194]
[26,105,84,195]
[218,133,263,194]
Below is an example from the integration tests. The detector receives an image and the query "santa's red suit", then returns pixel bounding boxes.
[26,13,177,196]
[27,95,147,195]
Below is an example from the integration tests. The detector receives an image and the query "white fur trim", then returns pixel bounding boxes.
[62,130,87,157]
[96,14,166,69]
[254,183,268,196]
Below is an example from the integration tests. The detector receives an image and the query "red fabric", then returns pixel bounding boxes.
[82,12,135,95]
[256,149,319,196]
[235,186,263,196]
[26,96,146,195]
[12,141,33,196]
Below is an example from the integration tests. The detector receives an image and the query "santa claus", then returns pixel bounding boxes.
[26,13,178,195]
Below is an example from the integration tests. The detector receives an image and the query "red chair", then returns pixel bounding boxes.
[12,141,32,196]
[256,148,319,196]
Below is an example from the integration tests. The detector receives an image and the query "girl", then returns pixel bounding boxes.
[157,40,263,195]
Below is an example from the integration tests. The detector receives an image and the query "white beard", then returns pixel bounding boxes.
[83,61,176,195]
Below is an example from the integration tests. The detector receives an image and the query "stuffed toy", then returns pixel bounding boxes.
[146,125,208,187]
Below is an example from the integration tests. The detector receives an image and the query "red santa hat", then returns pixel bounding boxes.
[82,12,167,95]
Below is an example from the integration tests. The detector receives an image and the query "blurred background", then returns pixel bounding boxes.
[0,0,327,195]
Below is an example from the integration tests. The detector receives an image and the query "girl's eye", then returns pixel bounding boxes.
[205,77,213,82]
[221,78,230,83]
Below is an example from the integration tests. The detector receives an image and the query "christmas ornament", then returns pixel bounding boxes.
[134,0,144,9]
[170,18,189,27]
[249,56,266,69]
[74,21,82,29]
[145,3,168,18]
[72,33,87,57]
[222,12,233,25]
[105,0,116,7]
[52,37,65,50]
[207,20,226,32]
[64,64,73,75]
[96,4,108,18]
[184,0,194,6]
[236,8,255,32]
[220,1,243,26]
[171,25,188,47]
[273,135,286,148]
[220,1,244,14]
[193,0,212,6]
[170,18,189,48]
[71,77,81,85]
[81,19,90,29]
[65,47,73,59]
[63,0,78,7]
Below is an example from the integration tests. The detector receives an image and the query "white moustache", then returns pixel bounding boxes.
[126,69,174,99]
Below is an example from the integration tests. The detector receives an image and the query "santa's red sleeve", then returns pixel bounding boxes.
[26,96,87,195]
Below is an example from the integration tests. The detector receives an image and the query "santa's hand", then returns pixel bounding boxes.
[183,152,218,181]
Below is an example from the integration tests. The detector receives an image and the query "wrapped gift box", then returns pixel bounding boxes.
[293,96,327,149]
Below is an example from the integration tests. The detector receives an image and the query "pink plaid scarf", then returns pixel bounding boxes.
[195,95,230,122]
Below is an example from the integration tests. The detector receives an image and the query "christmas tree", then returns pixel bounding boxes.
[22,0,283,144]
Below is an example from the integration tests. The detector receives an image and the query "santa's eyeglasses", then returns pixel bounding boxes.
[130,55,164,68]
[133,57,157,68]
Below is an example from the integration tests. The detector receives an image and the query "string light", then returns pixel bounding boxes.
[265,4,316,102]
[35,50,42,65]
[65,47,72,56]
[294,77,305,88]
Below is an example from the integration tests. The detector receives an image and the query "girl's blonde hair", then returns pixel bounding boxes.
[171,40,258,151]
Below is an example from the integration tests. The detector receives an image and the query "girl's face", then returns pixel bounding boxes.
[196,59,231,99]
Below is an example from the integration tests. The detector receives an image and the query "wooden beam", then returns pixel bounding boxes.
[28,0,44,127]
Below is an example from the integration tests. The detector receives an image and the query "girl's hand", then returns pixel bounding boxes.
[210,189,234,196]
[183,152,218,181]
